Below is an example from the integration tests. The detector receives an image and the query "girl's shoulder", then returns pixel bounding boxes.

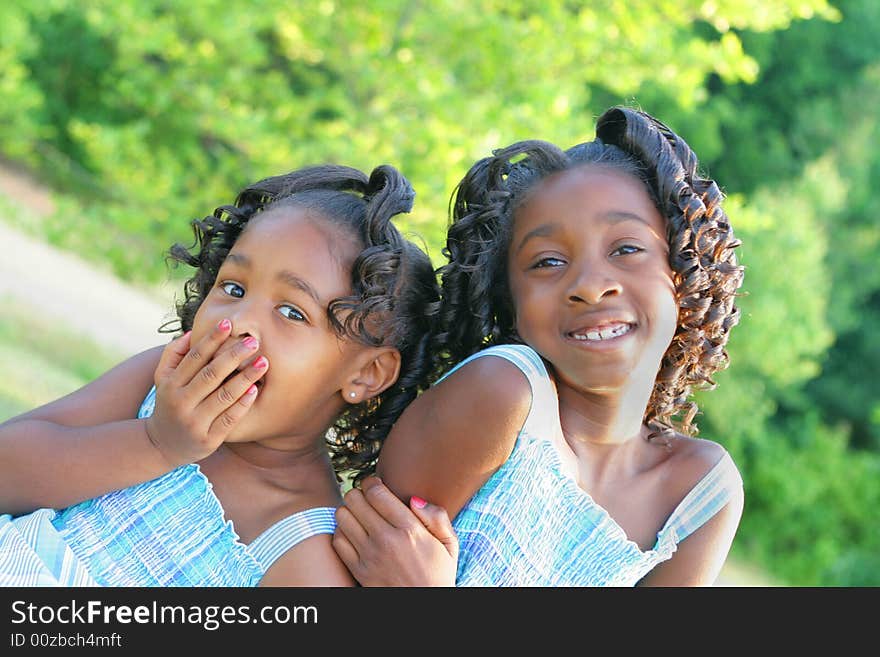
[424,343,553,433]
[637,435,745,585]
[259,530,354,587]
[422,344,536,428]
[376,344,544,516]
[666,435,739,481]
[658,435,743,522]
[437,343,549,386]
[433,343,556,414]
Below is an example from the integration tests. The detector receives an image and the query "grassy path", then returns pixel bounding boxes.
[0,221,175,356]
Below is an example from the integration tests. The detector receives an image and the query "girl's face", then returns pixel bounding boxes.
[507,165,678,395]
[189,206,369,443]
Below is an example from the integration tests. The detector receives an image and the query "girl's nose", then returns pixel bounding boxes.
[566,264,622,305]
[227,300,261,342]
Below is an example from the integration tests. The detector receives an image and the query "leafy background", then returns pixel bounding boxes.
[1,0,877,585]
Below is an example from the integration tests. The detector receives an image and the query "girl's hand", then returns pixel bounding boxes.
[144,319,268,467]
[332,476,459,587]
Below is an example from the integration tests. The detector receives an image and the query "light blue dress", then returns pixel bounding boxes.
[444,344,743,587]
[0,387,336,587]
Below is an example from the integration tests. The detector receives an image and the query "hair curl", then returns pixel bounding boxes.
[164,164,440,482]
[438,106,744,438]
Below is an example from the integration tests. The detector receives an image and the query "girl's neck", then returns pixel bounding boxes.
[202,437,338,497]
[554,388,662,490]
[555,377,653,452]
[220,436,330,470]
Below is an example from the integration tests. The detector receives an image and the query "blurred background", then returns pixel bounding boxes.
[0,0,877,586]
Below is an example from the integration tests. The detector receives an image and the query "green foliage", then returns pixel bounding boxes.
[694,173,835,446]
[696,162,878,584]
[727,191,834,390]
[729,412,880,586]
[700,0,876,195]
[0,3,45,162]
[686,0,880,582]
[800,66,880,450]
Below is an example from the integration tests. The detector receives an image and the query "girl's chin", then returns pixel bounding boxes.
[574,380,630,396]
[558,363,646,394]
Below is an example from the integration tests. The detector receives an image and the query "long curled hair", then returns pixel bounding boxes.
[439,106,744,438]
[165,164,440,481]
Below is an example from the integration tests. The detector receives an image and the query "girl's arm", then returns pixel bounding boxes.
[375,354,532,520]
[637,491,743,586]
[1,323,267,515]
[0,345,167,515]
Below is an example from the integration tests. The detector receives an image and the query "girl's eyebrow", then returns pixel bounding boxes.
[277,270,321,305]
[604,211,666,242]
[516,211,655,254]
[225,252,250,267]
[224,252,322,305]
[604,211,653,227]
[515,224,558,254]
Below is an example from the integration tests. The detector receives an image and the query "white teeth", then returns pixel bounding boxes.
[571,323,631,342]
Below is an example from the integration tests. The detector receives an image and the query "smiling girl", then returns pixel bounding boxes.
[334,107,746,586]
[0,163,439,587]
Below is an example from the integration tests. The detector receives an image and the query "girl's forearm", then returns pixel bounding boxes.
[0,418,174,516]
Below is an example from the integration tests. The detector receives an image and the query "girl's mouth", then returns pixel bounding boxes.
[567,322,633,342]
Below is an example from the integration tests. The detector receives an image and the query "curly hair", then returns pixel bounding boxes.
[164,164,440,482]
[438,106,744,438]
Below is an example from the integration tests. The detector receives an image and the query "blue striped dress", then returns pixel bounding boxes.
[444,344,743,587]
[0,387,337,587]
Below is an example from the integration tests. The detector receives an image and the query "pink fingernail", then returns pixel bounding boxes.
[242,337,258,349]
[218,319,231,331]
[246,384,258,396]
[411,496,427,509]
[253,356,268,369]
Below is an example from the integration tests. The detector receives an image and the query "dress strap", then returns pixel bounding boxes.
[137,385,157,419]
[660,451,743,544]
[246,507,337,571]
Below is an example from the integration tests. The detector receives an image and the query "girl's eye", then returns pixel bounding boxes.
[278,305,306,322]
[221,282,245,298]
[612,245,644,256]
[532,256,566,269]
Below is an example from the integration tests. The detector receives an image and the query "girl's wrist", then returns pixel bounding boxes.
[141,417,186,472]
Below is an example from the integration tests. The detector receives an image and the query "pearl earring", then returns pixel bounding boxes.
[349,392,356,399]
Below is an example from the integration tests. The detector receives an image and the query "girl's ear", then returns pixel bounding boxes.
[344,347,402,403]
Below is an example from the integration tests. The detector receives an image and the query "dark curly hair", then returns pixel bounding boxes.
[438,106,744,438]
[164,164,440,482]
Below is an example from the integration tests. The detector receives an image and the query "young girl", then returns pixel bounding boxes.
[0,163,440,586]
[334,106,746,586]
